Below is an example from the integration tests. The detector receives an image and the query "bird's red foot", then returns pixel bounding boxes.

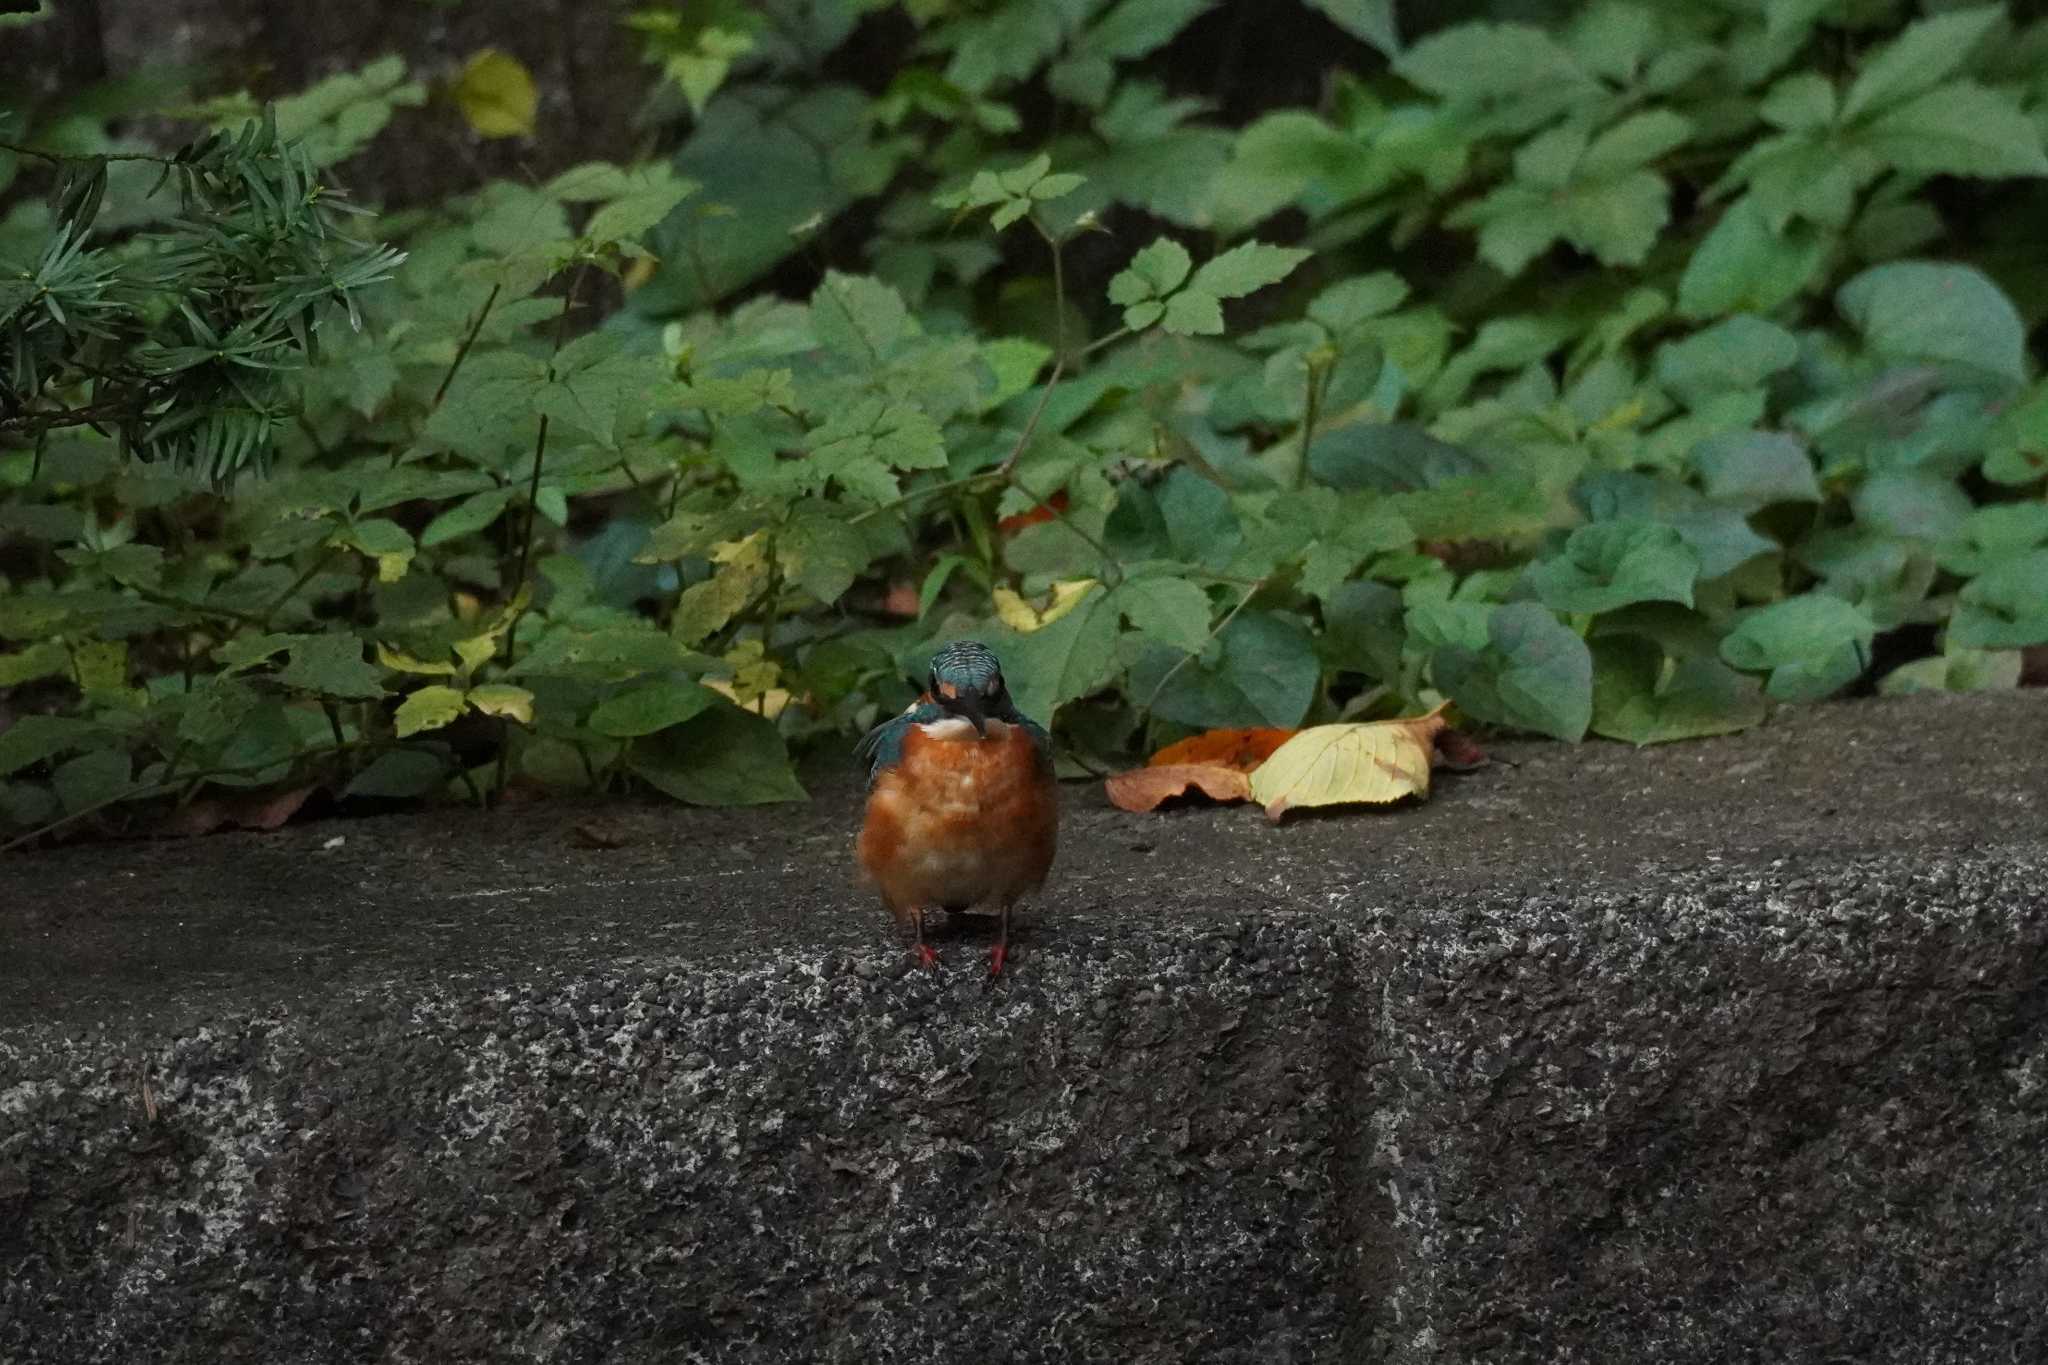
[915,943,940,970]
[988,942,1008,979]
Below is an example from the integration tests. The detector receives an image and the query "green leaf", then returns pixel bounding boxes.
[998,585,1121,723]
[1677,196,1828,319]
[1691,430,1820,507]
[345,749,451,799]
[1109,237,1193,306]
[582,164,696,244]
[1433,602,1593,742]
[395,685,471,738]
[1938,503,2048,577]
[1839,5,2003,121]
[1304,0,1398,55]
[629,703,807,805]
[1112,577,1213,655]
[1858,82,2048,179]
[1189,241,1312,300]
[588,679,718,737]
[53,748,135,816]
[1984,383,2048,485]
[780,505,870,604]
[0,641,68,687]
[1394,23,1588,103]
[1578,110,1694,180]
[279,634,387,700]
[1138,609,1320,730]
[1852,471,1973,543]
[812,271,909,362]
[1950,550,2048,648]
[1529,522,1701,614]
[803,398,947,503]
[1880,648,2022,696]
[1837,261,2026,385]
[0,715,99,778]
[1590,636,1767,745]
[1719,596,1877,701]
[420,488,518,547]
[1161,290,1225,336]
[1654,315,1799,406]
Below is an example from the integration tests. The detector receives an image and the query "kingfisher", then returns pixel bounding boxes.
[855,640,1058,977]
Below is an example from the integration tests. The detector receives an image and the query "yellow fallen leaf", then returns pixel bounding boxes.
[993,578,1097,632]
[1247,705,1451,822]
[453,50,538,139]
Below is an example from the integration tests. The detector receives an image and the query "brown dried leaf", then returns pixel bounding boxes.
[1104,763,1252,813]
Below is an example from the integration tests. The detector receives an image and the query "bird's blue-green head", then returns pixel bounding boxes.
[927,639,1007,735]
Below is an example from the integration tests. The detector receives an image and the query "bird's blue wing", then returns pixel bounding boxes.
[856,701,945,787]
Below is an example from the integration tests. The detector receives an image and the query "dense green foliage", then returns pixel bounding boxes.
[3,0,2047,838]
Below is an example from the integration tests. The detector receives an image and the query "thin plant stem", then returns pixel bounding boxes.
[1142,578,1264,716]
[431,283,502,410]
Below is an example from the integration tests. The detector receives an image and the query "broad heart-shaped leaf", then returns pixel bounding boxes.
[1433,602,1592,742]
[992,584,1122,724]
[1590,636,1767,745]
[1136,609,1320,730]
[1530,521,1701,614]
[1112,576,1213,655]
[588,678,718,737]
[395,685,470,738]
[53,748,136,816]
[1576,471,1778,581]
[1950,550,2048,649]
[1691,430,1820,507]
[344,749,451,800]
[628,703,806,806]
[1718,596,1877,701]
[1852,470,1974,543]
[466,683,535,725]
[1880,648,2023,696]
[1837,262,2026,385]
[1937,503,2048,577]
[1247,709,1449,821]
[0,715,102,779]
[1653,315,1799,407]
[278,633,387,700]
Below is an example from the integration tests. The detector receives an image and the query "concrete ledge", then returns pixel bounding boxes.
[3,693,2045,1362]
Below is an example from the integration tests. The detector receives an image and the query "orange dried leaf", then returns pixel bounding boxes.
[1104,763,1252,813]
[997,489,1070,535]
[1148,727,1296,772]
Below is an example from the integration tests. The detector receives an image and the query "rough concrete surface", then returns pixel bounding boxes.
[2,692,2045,1363]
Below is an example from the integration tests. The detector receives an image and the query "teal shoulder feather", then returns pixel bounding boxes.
[856,701,945,787]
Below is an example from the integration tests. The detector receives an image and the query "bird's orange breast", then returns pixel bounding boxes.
[857,719,1057,920]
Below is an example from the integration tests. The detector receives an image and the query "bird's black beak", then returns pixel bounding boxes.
[946,689,989,737]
